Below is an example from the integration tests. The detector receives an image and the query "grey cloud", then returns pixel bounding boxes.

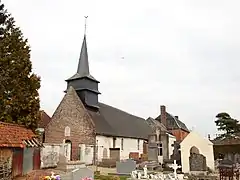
[3,0,240,138]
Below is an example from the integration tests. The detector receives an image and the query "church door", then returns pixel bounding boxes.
[65,140,72,161]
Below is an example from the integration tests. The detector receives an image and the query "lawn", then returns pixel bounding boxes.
[95,174,129,180]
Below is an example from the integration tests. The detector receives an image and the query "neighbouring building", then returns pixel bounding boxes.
[45,28,153,164]
[180,131,215,173]
[155,105,189,142]
[37,110,51,143]
[212,133,240,163]
[146,116,176,164]
[0,122,42,178]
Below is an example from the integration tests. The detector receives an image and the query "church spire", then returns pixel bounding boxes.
[65,16,100,109]
[77,16,89,76]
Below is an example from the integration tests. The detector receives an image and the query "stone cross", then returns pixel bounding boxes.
[137,172,142,179]
[143,165,148,178]
[131,170,137,179]
[169,160,181,179]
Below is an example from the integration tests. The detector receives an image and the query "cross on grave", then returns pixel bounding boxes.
[168,160,181,179]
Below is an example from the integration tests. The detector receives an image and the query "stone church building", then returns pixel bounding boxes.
[45,32,153,163]
[44,26,189,164]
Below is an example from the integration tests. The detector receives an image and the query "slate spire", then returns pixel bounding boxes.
[77,35,89,76]
[77,16,90,76]
[65,16,100,109]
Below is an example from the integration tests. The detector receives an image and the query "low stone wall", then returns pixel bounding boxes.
[41,143,66,168]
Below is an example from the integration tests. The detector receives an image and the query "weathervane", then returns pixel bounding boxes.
[84,16,88,35]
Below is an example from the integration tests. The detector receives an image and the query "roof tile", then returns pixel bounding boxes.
[0,121,38,148]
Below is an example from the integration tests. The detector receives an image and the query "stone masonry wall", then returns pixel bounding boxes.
[45,86,96,161]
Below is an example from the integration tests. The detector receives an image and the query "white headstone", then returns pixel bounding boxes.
[168,160,181,179]
[131,170,137,179]
[143,165,148,178]
[137,172,141,179]
[65,126,70,136]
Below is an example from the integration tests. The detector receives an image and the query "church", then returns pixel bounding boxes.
[44,23,189,164]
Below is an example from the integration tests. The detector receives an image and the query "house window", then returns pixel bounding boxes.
[137,139,140,150]
[113,137,116,148]
[121,138,124,150]
[157,143,163,156]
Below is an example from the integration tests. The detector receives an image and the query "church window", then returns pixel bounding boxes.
[65,126,70,136]
[157,143,163,156]
[137,139,140,150]
[121,138,124,150]
[113,137,116,148]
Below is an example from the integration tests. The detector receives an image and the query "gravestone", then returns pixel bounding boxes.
[72,167,94,180]
[116,159,136,175]
[57,154,67,171]
[148,146,158,161]
[189,154,207,171]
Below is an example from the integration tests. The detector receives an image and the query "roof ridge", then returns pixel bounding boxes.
[99,102,145,121]
[0,121,28,128]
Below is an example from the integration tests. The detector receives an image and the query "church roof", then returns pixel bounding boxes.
[155,113,189,132]
[87,103,152,140]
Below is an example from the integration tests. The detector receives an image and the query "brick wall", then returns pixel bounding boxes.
[45,86,96,160]
[171,129,189,141]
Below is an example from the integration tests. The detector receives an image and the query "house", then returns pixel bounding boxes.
[146,116,176,163]
[36,110,51,143]
[155,105,189,142]
[212,134,240,163]
[0,122,42,178]
[180,131,214,173]
[45,29,153,164]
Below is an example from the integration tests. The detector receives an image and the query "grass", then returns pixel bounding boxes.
[94,174,129,180]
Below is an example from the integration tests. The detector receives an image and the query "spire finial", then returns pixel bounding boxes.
[84,16,88,35]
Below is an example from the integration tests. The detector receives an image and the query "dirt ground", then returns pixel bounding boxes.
[14,169,66,180]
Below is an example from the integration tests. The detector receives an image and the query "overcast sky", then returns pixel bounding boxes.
[3,0,240,138]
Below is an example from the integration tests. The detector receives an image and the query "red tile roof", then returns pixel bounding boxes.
[0,121,37,148]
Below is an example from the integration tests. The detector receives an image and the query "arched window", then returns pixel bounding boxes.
[65,126,70,137]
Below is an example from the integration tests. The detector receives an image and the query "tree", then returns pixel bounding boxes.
[0,1,41,130]
[215,112,240,137]
[0,1,7,36]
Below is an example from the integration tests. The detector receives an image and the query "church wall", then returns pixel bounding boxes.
[45,87,96,161]
[96,135,144,161]
[180,131,215,173]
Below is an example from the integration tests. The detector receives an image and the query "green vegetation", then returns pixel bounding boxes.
[215,112,240,138]
[0,1,41,130]
[94,174,129,180]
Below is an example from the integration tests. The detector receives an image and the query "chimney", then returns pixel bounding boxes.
[175,116,178,119]
[160,105,167,127]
